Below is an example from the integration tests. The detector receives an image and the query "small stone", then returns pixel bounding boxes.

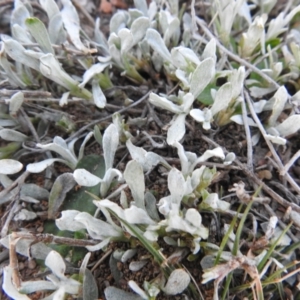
[257,170,272,180]
[28,259,36,269]
[18,262,25,270]
[37,226,44,233]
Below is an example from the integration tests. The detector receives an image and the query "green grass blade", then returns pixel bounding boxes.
[233,200,253,255]
[221,272,233,300]
[107,208,166,266]
[214,203,243,265]
[257,222,292,272]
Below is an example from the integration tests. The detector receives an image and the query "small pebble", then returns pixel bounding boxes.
[28,259,36,269]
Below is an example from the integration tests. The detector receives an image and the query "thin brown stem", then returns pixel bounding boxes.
[0,89,52,98]
[91,249,113,272]
[0,171,30,205]
[11,232,97,247]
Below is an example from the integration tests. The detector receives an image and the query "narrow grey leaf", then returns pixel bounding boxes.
[21,184,49,200]
[133,0,148,16]
[92,80,107,108]
[105,286,143,300]
[39,0,60,20]
[25,17,54,54]
[48,173,76,219]
[167,114,186,145]
[0,47,26,87]
[8,91,24,116]
[82,269,98,300]
[119,28,134,53]
[268,86,288,127]
[103,124,119,171]
[109,254,123,284]
[48,13,67,44]
[145,192,160,221]
[109,11,129,34]
[146,28,172,63]
[168,168,185,206]
[80,63,110,88]
[210,82,232,116]
[131,17,150,44]
[11,24,33,43]
[3,38,40,71]
[11,3,31,29]
[276,115,300,137]
[190,58,215,99]
[124,160,145,210]
[61,0,89,53]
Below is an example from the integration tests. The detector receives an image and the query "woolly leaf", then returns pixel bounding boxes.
[48,173,76,219]
[0,159,23,174]
[25,17,54,54]
[190,58,215,99]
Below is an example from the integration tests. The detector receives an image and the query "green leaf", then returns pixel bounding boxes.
[265,38,281,49]
[94,125,103,147]
[196,84,215,105]
[43,221,87,263]
[232,200,253,255]
[72,246,87,264]
[107,208,166,266]
[0,142,21,159]
[122,55,145,84]
[214,203,243,266]
[62,155,105,214]
[55,115,76,133]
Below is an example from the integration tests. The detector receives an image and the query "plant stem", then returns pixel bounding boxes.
[11,232,98,247]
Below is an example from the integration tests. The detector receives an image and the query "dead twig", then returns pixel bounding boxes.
[245,90,300,195]
[269,181,300,204]
[72,0,95,26]
[1,200,20,238]
[0,89,52,98]
[9,235,22,289]
[91,249,113,272]
[280,149,300,176]
[11,232,97,247]
[0,171,30,205]
[20,108,40,143]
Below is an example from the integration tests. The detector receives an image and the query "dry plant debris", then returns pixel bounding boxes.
[1,0,300,299]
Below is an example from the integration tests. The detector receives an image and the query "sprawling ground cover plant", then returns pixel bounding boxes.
[1,0,300,299]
